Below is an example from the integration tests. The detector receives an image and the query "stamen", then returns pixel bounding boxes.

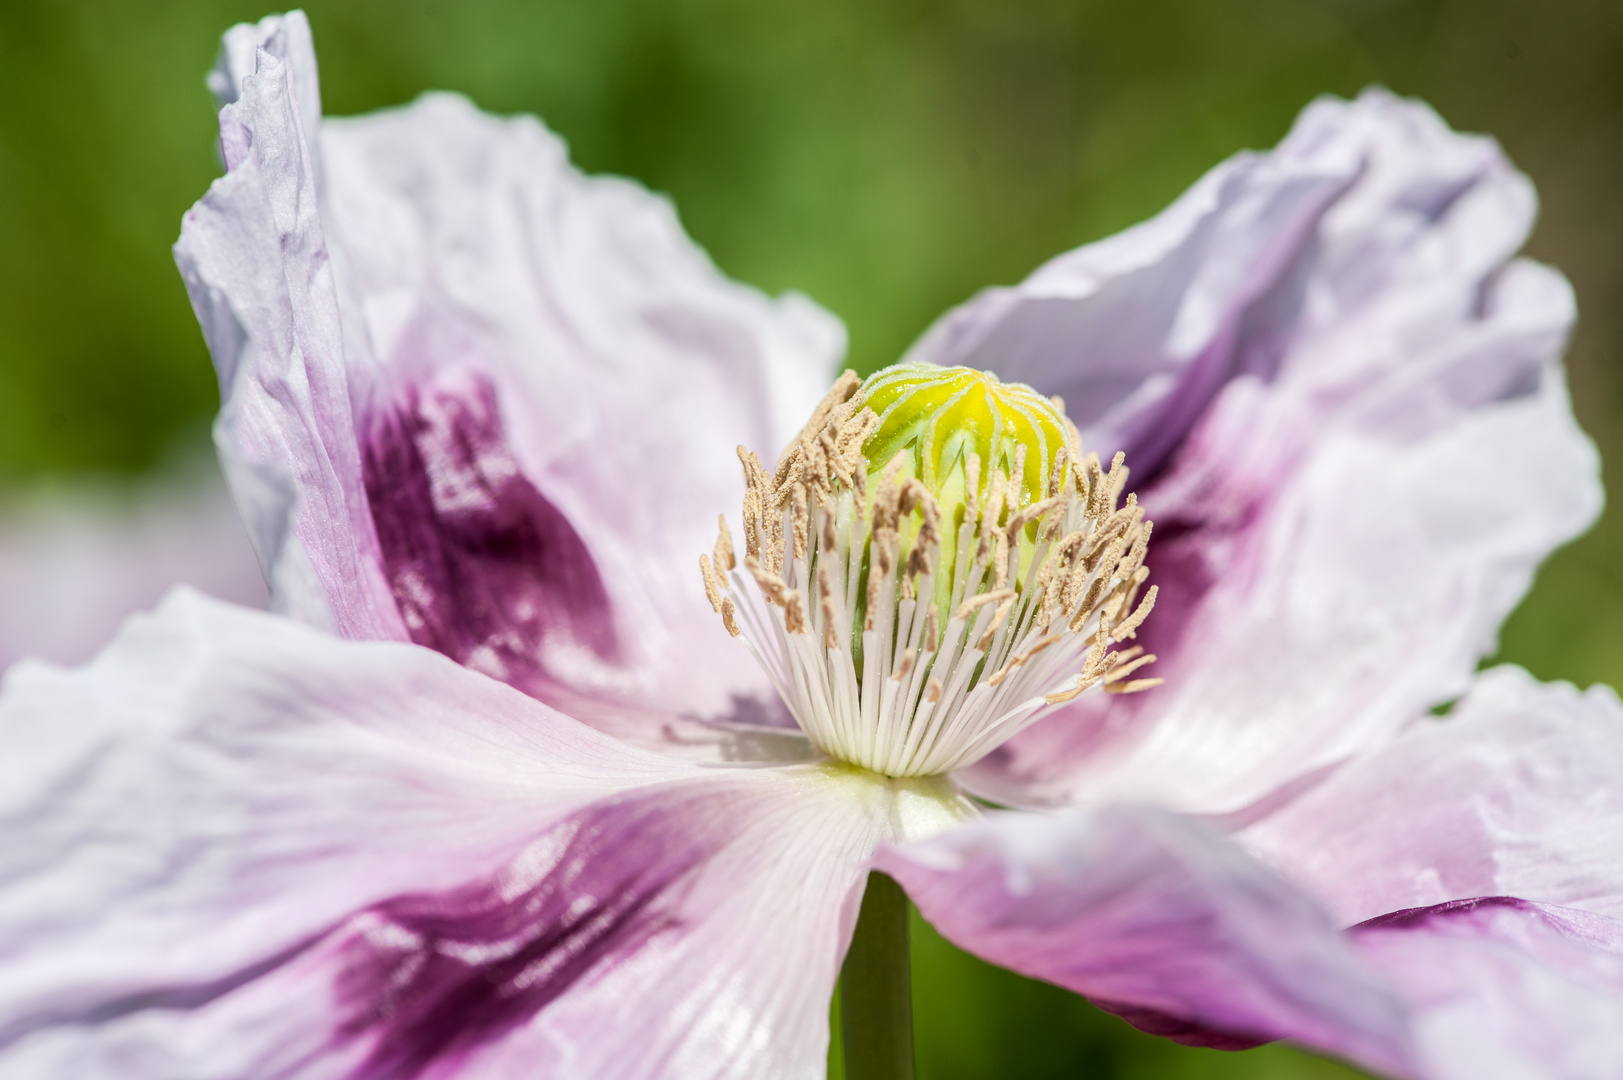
[1103,650,1159,684]
[701,362,1161,777]
[699,554,724,614]
[956,588,1015,622]
[713,515,736,572]
[1111,585,1159,640]
[1106,677,1165,695]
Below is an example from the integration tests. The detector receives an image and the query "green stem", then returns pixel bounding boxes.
[840,871,915,1080]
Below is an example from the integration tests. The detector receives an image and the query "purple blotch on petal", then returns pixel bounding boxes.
[337,787,744,1080]
[1354,894,1534,931]
[362,369,618,692]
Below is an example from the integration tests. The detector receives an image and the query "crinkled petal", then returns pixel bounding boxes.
[876,805,1419,1074]
[945,90,1600,811]
[1351,898,1623,1080]
[1242,666,1623,924]
[881,809,1623,1079]
[0,463,266,671]
[175,14,844,736]
[0,591,884,1079]
[0,589,682,1040]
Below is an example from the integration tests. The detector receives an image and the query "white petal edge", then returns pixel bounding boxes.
[1242,666,1623,924]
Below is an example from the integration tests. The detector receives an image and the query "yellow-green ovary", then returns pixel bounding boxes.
[854,363,1071,620]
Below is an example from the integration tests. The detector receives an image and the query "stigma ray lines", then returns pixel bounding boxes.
[700,367,1160,778]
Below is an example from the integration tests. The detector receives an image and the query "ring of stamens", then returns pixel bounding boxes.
[699,367,1160,778]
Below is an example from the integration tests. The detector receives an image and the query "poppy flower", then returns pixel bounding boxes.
[5,11,1623,1079]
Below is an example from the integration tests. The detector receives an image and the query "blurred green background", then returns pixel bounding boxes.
[2,1,1619,1076]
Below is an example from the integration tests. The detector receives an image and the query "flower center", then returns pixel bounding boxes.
[700,363,1161,778]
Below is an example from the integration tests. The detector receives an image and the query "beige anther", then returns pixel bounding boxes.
[1118,565,1151,616]
[1117,519,1152,581]
[970,521,994,582]
[1078,621,1114,681]
[1044,679,1088,704]
[1110,585,1158,641]
[1084,452,1106,519]
[764,495,787,576]
[790,481,809,561]
[714,516,736,572]
[902,480,942,585]
[797,432,826,503]
[1070,575,1109,633]
[987,630,1062,686]
[978,594,1017,652]
[1103,651,1159,685]
[1005,495,1061,542]
[834,408,878,475]
[1105,451,1129,507]
[1106,677,1164,695]
[991,530,1011,592]
[956,587,1015,622]
[1050,529,1089,567]
[747,555,793,609]
[1046,445,1070,501]
[1036,561,1064,632]
[819,435,841,495]
[1085,514,1135,577]
[982,471,1007,533]
[737,453,762,562]
[892,647,916,682]
[720,597,741,637]
[784,591,807,634]
[819,560,840,649]
[1060,429,1086,496]
[699,554,724,614]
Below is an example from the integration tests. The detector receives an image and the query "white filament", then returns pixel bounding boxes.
[722,478,1150,778]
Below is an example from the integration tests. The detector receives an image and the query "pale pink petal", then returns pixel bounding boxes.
[0,589,683,1037]
[1242,666,1623,925]
[947,90,1599,812]
[176,14,843,736]
[178,15,389,640]
[0,461,267,672]
[881,808,1623,1079]
[0,590,881,1079]
[1351,898,1623,1080]
[876,805,1419,1074]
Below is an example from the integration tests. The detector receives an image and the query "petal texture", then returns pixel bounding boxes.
[882,809,1623,1079]
[876,805,1418,1074]
[0,590,888,1079]
[1242,666,1623,924]
[176,14,844,733]
[1351,898,1623,1080]
[0,589,680,1045]
[938,90,1600,811]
